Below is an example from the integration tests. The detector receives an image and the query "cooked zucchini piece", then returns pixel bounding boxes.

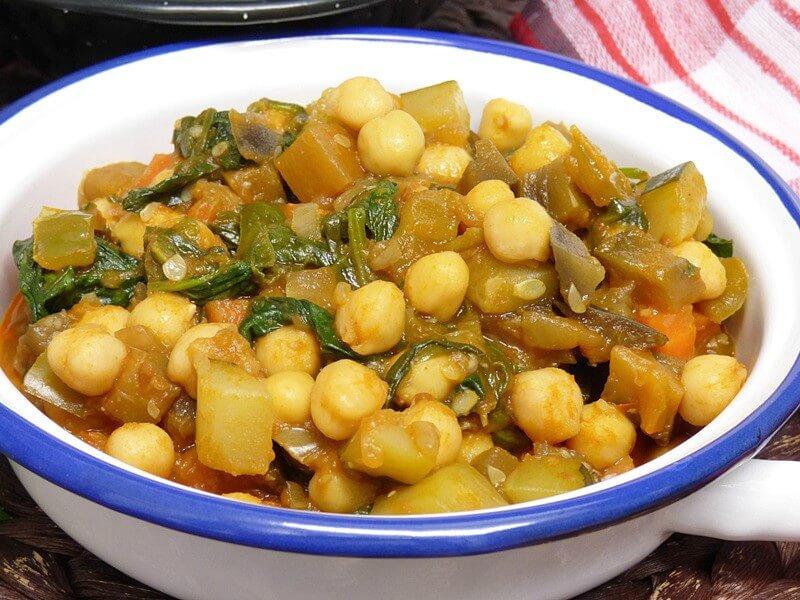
[23,352,93,418]
[462,245,558,314]
[385,188,460,279]
[517,308,607,362]
[33,208,96,270]
[102,326,181,423]
[370,463,508,514]
[550,221,605,312]
[696,257,748,323]
[222,163,285,204]
[502,453,588,502]
[594,228,705,311]
[565,125,633,207]
[602,345,684,443]
[639,161,707,247]
[400,80,471,146]
[471,446,520,488]
[458,139,519,193]
[520,157,595,230]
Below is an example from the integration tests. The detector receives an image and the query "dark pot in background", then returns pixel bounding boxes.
[1,0,443,81]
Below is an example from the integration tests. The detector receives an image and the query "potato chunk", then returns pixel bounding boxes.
[340,409,439,484]
[400,80,471,146]
[195,359,274,476]
[639,162,707,247]
[371,463,507,515]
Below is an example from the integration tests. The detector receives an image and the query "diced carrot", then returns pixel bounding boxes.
[135,153,181,188]
[205,298,253,326]
[637,305,696,361]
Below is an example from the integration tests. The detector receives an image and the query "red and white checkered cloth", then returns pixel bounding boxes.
[511,0,800,196]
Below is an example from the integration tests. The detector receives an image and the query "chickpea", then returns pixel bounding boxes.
[403,399,462,468]
[334,280,405,355]
[265,371,315,425]
[396,353,469,406]
[105,422,175,478]
[508,123,571,177]
[415,143,472,186]
[332,76,395,130]
[310,360,388,440]
[167,323,232,398]
[308,465,378,513]
[77,305,130,333]
[679,354,747,426]
[566,400,636,470]
[254,326,321,376]
[47,325,128,396]
[458,431,494,464]
[478,98,532,153]
[222,492,263,505]
[461,179,515,226]
[673,240,727,300]
[358,110,425,176]
[128,292,197,348]
[511,367,583,444]
[404,251,469,321]
[483,197,553,263]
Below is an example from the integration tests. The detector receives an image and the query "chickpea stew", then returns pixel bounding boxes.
[2,78,749,515]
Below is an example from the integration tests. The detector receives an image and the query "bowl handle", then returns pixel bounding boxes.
[664,459,800,541]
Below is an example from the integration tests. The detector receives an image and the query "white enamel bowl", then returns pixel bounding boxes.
[0,30,799,600]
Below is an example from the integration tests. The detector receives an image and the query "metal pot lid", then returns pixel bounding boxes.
[17,0,389,25]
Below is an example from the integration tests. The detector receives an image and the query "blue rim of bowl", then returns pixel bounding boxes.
[0,28,798,559]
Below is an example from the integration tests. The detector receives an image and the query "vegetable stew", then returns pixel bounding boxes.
[1,77,749,514]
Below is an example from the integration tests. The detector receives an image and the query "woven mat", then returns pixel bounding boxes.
[1,1,800,598]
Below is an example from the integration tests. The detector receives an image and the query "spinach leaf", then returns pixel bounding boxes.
[344,206,375,287]
[213,204,335,284]
[322,180,399,242]
[0,507,9,522]
[209,209,241,251]
[144,219,256,302]
[481,338,514,403]
[703,232,733,258]
[270,226,333,268]
[237,203,284,274]
[173,109,244,170]
[236,203,334,283]
[123,109,247,212]
[357,180,399,241]
[320,180,398,287]
[14,237,143,322]
[239,296,360,359]
[384,340,483,407]
[149,260,255,302]
[454,373,486,397]
[605,197,648,230]
[122,155,217,212]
